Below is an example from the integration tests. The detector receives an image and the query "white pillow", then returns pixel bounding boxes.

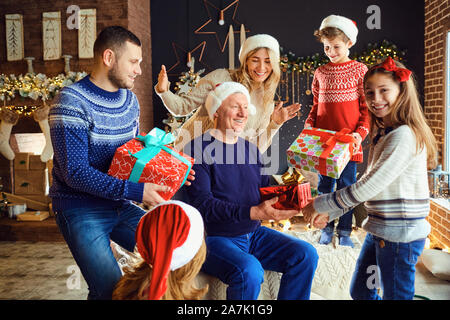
[421,249,450,281]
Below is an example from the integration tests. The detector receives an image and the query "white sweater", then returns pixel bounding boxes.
[314,125,431,243]
[156,68,281,152]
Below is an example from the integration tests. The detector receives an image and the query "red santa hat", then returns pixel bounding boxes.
[135,200,204,300]
[320,14,358,44]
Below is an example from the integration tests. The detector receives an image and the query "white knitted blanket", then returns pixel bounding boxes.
[194,229,362,300]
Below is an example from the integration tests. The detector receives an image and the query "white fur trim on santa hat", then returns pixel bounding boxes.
[238,34,280,65]
[204,82,256,120]
[320,14,358,44]
[150,200,205,271]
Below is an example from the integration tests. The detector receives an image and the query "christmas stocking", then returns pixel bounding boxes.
[33,105,53,162]
[0,108,19,160]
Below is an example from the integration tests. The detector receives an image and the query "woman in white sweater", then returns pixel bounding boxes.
[303,57,438,300]
[155,34,301,152]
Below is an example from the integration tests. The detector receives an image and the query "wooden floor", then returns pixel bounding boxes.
[0,215,64,242]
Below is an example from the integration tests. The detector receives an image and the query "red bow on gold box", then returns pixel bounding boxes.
[260,182,312,211]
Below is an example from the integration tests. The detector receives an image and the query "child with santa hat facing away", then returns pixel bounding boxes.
[304,14,370,247]
[112,200,207,300]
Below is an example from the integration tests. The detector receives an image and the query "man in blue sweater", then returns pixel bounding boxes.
[184,82,318,300]
[49,26,184,300]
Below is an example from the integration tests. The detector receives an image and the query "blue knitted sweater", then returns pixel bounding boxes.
[184,131,270,237]
[49,75,144,212]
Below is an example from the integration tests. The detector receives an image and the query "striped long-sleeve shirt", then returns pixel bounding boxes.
[313,125,431,243]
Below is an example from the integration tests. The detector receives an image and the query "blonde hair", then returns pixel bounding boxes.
[364,59,438,169]
[313,27,350,43]
[112,240,208,300]
[230,47,280,109]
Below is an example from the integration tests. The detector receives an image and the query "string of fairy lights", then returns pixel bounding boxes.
[0,71,87,116]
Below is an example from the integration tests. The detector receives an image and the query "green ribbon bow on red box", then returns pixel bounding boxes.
[128,128,192,186]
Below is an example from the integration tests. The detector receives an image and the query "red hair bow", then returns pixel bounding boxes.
[376,57,412,82]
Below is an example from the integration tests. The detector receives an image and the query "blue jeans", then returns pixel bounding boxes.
[55,202,146,300]
[201,226,319,300]
[350,233,426,300]
[318,161,357,236]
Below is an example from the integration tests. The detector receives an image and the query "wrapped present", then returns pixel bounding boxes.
[260,182,312,211]
[287,127,355,179]
[108,128,194,201]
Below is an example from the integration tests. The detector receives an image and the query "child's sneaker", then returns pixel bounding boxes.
[319,230,333,245]
[339,235,354,248]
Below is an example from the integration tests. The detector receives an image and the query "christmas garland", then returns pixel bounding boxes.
[0,71,88,103]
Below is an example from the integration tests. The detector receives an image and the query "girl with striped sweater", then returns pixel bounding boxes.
[303,57,438,300]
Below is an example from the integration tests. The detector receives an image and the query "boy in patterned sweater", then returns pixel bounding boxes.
[304,15,370,247]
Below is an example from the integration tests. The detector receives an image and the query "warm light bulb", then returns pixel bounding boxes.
[219,11,224,25]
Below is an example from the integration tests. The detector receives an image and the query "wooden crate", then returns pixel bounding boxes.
[14,153,31,170]
[14,168,49,195]
[29,155,47,170]
[16,211,49,221]
[0,157,14,193]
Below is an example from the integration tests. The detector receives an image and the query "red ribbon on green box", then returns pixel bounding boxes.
[301,128,356,176]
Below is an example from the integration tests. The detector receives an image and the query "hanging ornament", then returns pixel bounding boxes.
[305,70,311,96]
[194,0,248,52]
[218,10,225,25]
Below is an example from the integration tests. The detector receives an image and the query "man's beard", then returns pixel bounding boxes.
[108,64,133,89]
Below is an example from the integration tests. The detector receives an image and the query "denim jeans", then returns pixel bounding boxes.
[318,161,357,236]
[350,233,426,300]
[201,226,319,300]
[55,202,146,300]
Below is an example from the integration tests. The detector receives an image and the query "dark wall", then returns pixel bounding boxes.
[150,0,424,174]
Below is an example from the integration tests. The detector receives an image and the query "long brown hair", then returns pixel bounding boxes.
[112,240,208,300]
[230,47,280,109]
[364,59,438,169]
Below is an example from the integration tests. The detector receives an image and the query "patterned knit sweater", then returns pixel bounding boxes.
[49,75,144,212]
[313,125,431,243]
[305,60,370,162]
[156,68,281,153]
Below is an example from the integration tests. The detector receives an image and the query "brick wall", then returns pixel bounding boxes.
[424,0,449,165]
[427,200,450,249]
[424,0,450,250]
[128,0,153,133]
[0,0,153,133]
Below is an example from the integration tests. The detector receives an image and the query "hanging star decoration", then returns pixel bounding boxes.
[166,41,209,76]
[194,0,249,52]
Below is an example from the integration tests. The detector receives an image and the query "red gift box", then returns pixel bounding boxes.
[108,131,195,201]
[260,182,312,211]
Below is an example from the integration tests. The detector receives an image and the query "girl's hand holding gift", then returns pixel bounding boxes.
[312,213,329,229]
